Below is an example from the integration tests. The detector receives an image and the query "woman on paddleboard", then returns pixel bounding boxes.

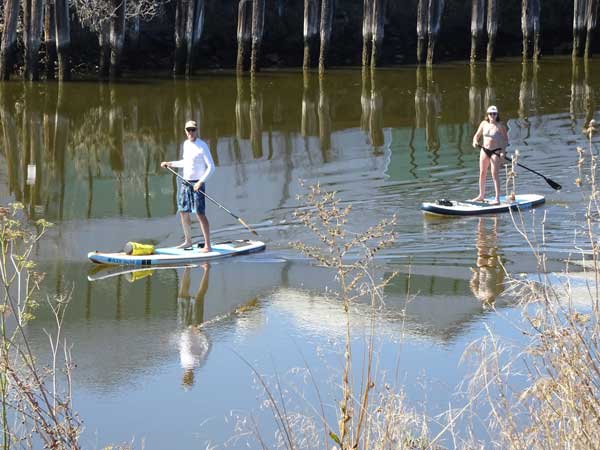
[161,120,215,252]
[471,105,509,205]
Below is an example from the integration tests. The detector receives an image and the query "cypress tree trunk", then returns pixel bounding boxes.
[303,0,319,70]
[174,0,188,76]
[426,0,444,66]
[250,0,265,74]
[44,0,56,79]
[54,0,72,81]
[370,0,385,68]
[24,0,44,81]
[318,0,334,76]
[531,0,541,61]
[236,0,251,73]
[416,0,427,64]
[185,0,205,76]
[572,0,587,58]
[486,0,497,62]
[99,23,110,79]
[109,0,126,80]
[362,0,373,67]
[585,0,598,58]
[0,0,20,80]
[470,0,485,62]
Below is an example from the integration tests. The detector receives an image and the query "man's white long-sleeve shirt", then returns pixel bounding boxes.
[169,138,215,183]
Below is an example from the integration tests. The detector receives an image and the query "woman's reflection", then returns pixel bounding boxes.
[470,216,505,305]
[177,264,211,389]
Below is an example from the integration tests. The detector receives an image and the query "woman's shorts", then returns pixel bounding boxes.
[178,181,206,215]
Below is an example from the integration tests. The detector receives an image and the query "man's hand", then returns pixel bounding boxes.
[160,161,170,168]
[194,181,204,192]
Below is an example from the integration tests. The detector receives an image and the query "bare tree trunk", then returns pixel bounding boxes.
[24,0,44,81]
[128,16,141,50]
[521,0,540,60]
[318,0,334,76]
[470,0,485,61]
[55,0,71,80]
[0,0,20,80]
[573,0,587,58]
[109,0,126,80]
[585,0,598,58]
[531,0,541,61]
[303,0,319,70]
[250,0,265,74]
[185,0,205,76]
[370,0,385,68]
[174,0,188,75]
[44,0,56,79]
[236,0,251,73]
[362,0,373,67]
[416,0,427,64]
[486,0,497,62]
[426,0,444,66]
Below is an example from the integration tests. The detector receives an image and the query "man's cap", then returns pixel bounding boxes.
[185,120,197,129]
[486,105,498,114]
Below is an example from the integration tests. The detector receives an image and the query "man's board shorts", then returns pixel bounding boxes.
[178,181,206,214]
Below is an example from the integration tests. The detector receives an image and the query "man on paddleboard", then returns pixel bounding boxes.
[161,120,215,252]
[471,105,509,205]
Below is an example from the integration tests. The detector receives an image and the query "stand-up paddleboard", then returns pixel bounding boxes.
[88,240,266,266]
[421,194,545,217]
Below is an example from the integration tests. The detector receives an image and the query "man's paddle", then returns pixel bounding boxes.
[164,166,259,236]
[477,145,562,191]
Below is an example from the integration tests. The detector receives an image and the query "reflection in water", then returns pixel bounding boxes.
[469,216,505,304]
[360,69,384,153]
[235,75,264,159]
[414,67,441,160]
[177,265,211,388]
[570,58,595,130]
[517,61,539,138]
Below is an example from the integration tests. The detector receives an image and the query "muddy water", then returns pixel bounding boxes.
[1,56,597,448]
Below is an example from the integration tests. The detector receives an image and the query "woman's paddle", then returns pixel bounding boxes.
[477,145,562,191]
[164,166,259,236]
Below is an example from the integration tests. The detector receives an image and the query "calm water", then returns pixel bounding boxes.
[1,56,598,448]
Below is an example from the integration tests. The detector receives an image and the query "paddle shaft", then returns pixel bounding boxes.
[477,145,561,190]
[165,166,258,235]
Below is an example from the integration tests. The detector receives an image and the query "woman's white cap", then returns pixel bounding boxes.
[185,120,197,129]
[486,105,498,114]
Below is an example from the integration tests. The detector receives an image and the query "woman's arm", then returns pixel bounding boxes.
[472,122,484,147]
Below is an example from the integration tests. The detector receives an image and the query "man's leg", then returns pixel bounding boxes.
[197,213,211,252]
[178,212,193,248]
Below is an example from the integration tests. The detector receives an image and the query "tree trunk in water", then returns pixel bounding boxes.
[486,0,497,62]
[237,0,251,73]
[370,0,385,68]
[470,0,484,61]
[416,0,427,64]
[174,0,188,76]
[585,0,598,58]
[426,0,444,66]
[0,0,20,80]
[44,0,56,79]
[521,0,540,60]
[362,0,373,67]
[99,23,110,79]
[24,0,44,81]
[55,0,71,80]
[109,0,126,80]
[318,0,334,76]
[531,0,541,61]
[303,0,319,70]
[250,0,265,74]
[572,0,587,58]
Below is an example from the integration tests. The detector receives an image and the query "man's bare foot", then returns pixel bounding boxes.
[200,246,212,253]
[176,242,192,249]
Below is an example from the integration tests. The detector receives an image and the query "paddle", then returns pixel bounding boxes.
[164,166,259,236]
[477,145,562,191]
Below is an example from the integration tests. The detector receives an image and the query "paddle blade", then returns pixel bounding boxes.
[238,218,259,236]
[546,178,562,191]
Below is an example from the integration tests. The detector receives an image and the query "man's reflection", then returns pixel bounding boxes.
[177,264,211,389]
[470,217,505,304]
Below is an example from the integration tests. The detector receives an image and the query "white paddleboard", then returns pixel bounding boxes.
[421,194,545,216]
[88,240,266,266]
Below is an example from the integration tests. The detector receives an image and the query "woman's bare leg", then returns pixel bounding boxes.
[472,152,490,201]
[490,154,502,204]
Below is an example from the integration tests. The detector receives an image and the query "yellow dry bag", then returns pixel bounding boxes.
[124,242,155,256]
